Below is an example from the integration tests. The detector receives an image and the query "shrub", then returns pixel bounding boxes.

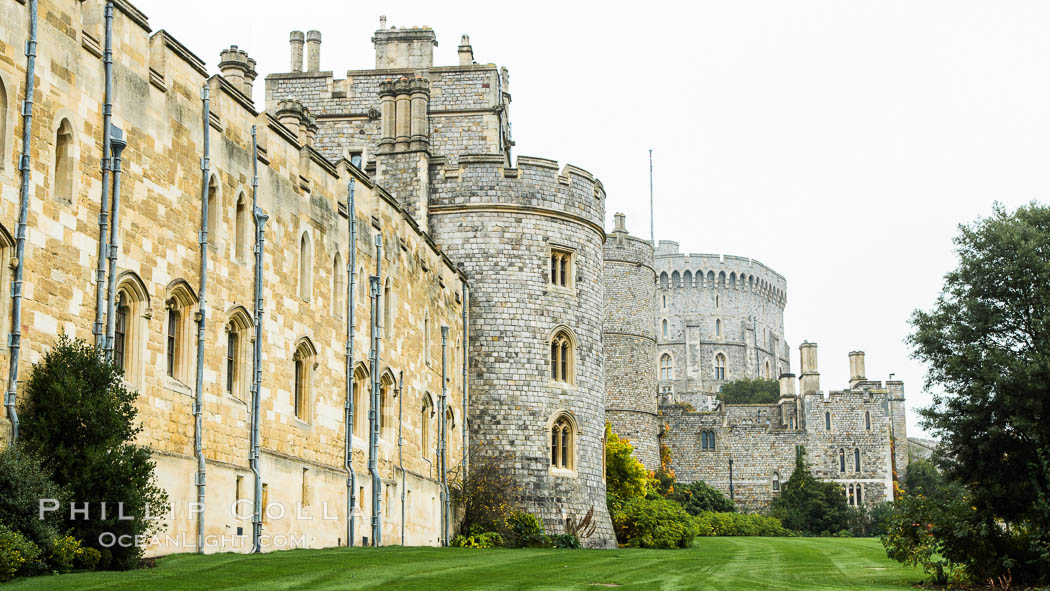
[46,534,81,574]
[612,496,697,549]
[451,532,504,549]
[20,336,169,570]
[671,480,735,515]
[693,512,790,537]
[0,444,68,549]
[504,511,546,548]
[604,425,649,509]
[449,449,523,538]
[716,378,780,404]
[548,533,581,549]
[74,545,101,571]
[0,523,42,582]
[770,451,850,535]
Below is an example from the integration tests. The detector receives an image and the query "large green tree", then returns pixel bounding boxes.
[770,451,850,535]
[20,336,168,570]
[909,202,1050,582]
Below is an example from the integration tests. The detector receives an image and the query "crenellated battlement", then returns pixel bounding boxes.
[655,250,787,308]
[428,154,606,238]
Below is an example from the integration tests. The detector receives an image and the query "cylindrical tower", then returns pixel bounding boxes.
[603,213,659,469]
[428,154,615,548]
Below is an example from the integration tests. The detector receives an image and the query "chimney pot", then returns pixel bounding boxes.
[306,30,322,72]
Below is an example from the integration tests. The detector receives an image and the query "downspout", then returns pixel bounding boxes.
[397,370,404,545]
[440,326,449,546]
[461,284,468,478]
[368,234,382,546]
[249,126,268,553]
[5,0,38,444]
[193,83,211,553]
[103,127,127,358]
[92,1,115,349]
[344,178,356,547]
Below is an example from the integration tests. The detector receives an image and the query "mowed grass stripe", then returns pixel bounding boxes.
[5,537,924,590]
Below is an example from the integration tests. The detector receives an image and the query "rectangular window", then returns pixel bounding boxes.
[549,248,573,287]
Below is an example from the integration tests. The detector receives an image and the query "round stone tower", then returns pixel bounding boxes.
[602,213,659,469]
[428,154,615,548]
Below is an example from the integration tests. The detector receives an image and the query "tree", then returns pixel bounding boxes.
[448,448,523,537]
[770,450,850,535]
[908,202,1050,584]
[671,480,735,515]
[717,378,779,404]
[19,336,168,570]
[0,444,68,549]
[604,424,650,511]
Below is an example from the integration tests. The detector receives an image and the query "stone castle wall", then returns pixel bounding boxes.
[603,220,658,469]
[428,155,615,547]
[0,0,465,553]
[654,243,790,399]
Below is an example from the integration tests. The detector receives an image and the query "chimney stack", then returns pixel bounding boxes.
[849,351,867,389]
[289,31,304,72]
[799,341,820,395]
[458,34,474,66]
[779,372,797,398]
[306,30,322,72]
[613,212,626,233]
[218,45,257,99]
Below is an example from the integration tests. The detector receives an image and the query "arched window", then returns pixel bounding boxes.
[856,484,863,505]
[706,270,715,285]
[864,411,871,430]
[839,448,846,473]
[683,270,692,287]
[825,412,832,431]
[764,361,771,379]
[659,272,668,289]
[54,119,75,202]
[353,363,369,436]
[550,328,575,384]
[113,293,128,371]
[660,354,672,380]
[550,247,572,288]
[550,413,575,471]
[701,431,708,450]
[225,307,252,401]
[661,319,668,338]
[718,271,726,287]
[714,354,726,381]
[715,319,721,337]
[772,472,780,492]
[379,372,395,440]
[293,338,316,420]
[165,280,197,383]
[111,274,149,384]
[671,271,680,288]
[235,193,248,261]
[332,253,344,317]
[855,448,861,473]
[0,77,7,171]
[206,176,219,244]
[847,484,855,506]
[299,232,312,300]
[708,431,716,450]
[421,394,433,460]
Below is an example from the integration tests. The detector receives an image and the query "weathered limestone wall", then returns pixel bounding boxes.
[428,155,615,548]
[0,0,464,553]
[602,215,658,469]
[655,243,790,398]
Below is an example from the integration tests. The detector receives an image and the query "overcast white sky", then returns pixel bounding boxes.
[134,0,1050,437]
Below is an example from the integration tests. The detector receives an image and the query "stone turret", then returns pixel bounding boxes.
[375,76,431,230]
[373,20,438,69]
[849,351,866,389]
[218,45,257,99]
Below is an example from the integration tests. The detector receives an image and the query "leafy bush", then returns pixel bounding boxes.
[0,523,42,582]
[46,534,81,574]
[693,512,790,537]
[74,545,101,571]
[20,336,169,570]
[671,480,735,515]
[0,445,68,549]
[449,449,523,538]
[504,511,546,548]
[770,451,850,535]
[604,425,650,512]
[716,378,780,404]
[548,533,581,549]
[611,496,697,549]
[451,532,504,548]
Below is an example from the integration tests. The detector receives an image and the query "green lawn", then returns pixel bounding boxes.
[6,537,923,590]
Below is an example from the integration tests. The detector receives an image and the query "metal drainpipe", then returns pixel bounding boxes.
[368,234,382,546]
[344,178,356,548]
[461,284,468,478]
[249,126,268,553]
[440,326,449,546]
[92,1,115,349]
[193,83,211,554]
[397,370,404,545]
[5,0,38,445]
[103,126,127,358]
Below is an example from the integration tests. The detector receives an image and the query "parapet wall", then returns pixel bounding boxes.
[429,155,606,236]
[656,249,787,309]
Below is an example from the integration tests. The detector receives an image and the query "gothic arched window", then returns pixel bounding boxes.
[660,353,672,380]
[550,329,575,384]
[715,354,726,381]
[550,414,575,471]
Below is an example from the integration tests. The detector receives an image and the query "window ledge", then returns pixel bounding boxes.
[549,467,577,478]
[294,417,312,428]
[163,377,193,397]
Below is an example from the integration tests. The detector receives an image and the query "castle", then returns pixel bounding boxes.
[0,0,905,552]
